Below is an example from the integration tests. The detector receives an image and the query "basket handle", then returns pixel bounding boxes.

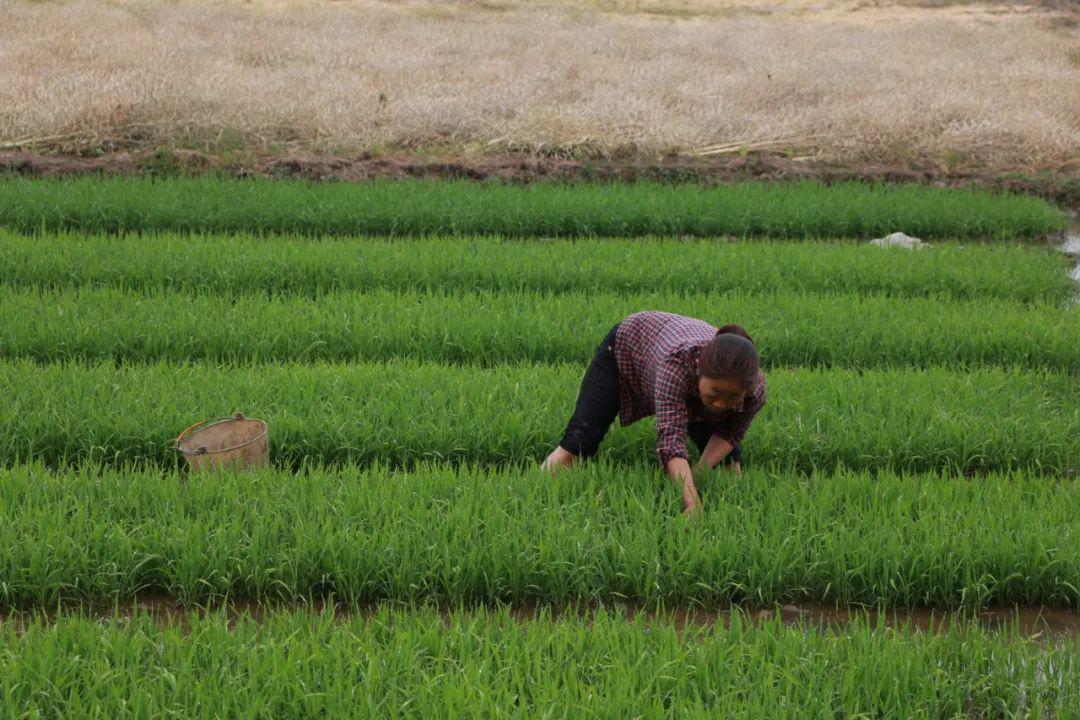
[174,413,249,454]
[175,419,210,448]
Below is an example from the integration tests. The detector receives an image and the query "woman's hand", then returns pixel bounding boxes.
[665,457,701,515]
[682,481,702,515]
[540,445,576,473]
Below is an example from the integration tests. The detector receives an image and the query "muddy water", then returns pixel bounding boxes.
[1063,212,1080,285]
[7,595,1080,640]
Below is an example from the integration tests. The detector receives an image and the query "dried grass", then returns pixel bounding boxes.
[0,0,1077,169]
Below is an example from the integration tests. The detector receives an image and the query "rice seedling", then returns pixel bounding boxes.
[2,607,1078,719]
[1,462,1079,608]
[2,231,1070,303]
[4,285,1077,370]
[0,176,1064,238]
[2,171,1073,717]
[0,360,1075,473]
[2,232,1071,302]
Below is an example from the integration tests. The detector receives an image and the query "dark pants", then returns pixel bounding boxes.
[559,324,741,465]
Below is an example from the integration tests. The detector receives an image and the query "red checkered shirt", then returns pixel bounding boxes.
[613,311,767,467]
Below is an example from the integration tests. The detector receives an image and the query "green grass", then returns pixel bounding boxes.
[4,179,1077,717]
[1,360,1075,473]
[3,462,1080,608]
[5,285,1077,370]
[3,608,1078,719]
[2,232,1072,303]
[0,176,1065,238]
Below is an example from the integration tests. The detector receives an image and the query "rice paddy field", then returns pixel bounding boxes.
[2,176,1080,717]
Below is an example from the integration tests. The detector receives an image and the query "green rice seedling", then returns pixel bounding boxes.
[2,462,1080,608]
[1,231,1072,304]
[4,285,1077,370]
[0,176,1065,238]
[2,608,1078,718]
[0,360,1075,472]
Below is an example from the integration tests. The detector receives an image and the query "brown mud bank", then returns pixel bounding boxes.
[7,595,1080,639]
[4,150,1079,206]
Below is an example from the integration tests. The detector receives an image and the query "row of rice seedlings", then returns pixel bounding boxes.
[0,176,1064,238]
[2,231,1072,304]
[3,608,1078,718]
[6,285,1078,370]
[2,360,1075,473]
[3,462,1080,608]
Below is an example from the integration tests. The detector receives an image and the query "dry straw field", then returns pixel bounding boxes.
[1,0,1078,171]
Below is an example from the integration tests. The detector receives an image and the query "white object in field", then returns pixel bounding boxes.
[1061,237,1080,258]
[1060,215,1080,287]
[870,232,926,250]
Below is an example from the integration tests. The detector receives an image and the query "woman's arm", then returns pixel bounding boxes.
[654,359,701,514]
[665,457,702,514]
[695,434,736,472]
[711,375,766,461]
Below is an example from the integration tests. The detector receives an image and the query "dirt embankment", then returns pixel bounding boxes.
[7,593,1080,640]
[4,150,1079,206]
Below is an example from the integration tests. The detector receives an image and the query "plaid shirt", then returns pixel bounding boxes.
[613,311,767,466]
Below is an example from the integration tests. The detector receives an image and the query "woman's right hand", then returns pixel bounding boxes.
[665,457,702,515]
[682,481,702,515]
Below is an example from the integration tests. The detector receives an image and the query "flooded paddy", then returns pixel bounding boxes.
[8,595,1080,642]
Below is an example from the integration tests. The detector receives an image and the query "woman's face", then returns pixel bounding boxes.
[698,376,746,412]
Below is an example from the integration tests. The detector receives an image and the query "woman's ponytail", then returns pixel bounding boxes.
[699,324,760,389]
[716,324,755,346]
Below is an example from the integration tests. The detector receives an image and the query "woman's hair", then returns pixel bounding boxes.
[698,324,760,389]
